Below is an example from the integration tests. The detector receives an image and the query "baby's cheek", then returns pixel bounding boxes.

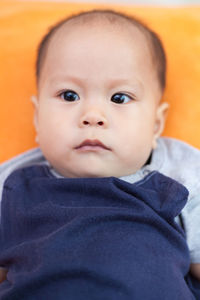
[122,143,151,168]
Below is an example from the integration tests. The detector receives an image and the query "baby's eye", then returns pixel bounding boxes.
[111,93,133,104]
[60,90,80,102]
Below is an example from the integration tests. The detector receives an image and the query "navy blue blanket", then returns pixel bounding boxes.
[0,166,196,299]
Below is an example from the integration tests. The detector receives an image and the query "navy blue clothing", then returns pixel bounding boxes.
[0,165,195,299]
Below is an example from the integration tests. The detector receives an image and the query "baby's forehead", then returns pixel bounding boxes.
[37,11,165,95]
[44,18,152,71]
[42,22,157,94]
[49,17,150,49]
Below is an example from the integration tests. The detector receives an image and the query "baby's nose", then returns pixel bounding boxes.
[79,109,108,128]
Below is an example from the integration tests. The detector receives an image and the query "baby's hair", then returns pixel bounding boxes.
[36,9,166,92]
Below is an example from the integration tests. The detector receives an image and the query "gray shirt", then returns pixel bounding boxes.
[1,137,200,262]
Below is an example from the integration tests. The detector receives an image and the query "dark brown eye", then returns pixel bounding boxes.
[60,90,79,102]
[111,93,132,104]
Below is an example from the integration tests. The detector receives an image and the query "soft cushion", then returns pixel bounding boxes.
[0,1,200,162]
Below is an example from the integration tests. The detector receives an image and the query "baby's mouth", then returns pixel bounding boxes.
[75,139,111,151]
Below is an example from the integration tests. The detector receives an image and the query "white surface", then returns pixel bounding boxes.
[23,0,200,5]
[69,0,200,4]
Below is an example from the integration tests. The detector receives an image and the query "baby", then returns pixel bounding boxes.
[0,9,200,299]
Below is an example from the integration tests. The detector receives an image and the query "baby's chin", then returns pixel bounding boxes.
[56,169,115,178]
[53,165,139,179]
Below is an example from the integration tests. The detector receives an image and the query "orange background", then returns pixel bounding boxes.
[0,1,200,163]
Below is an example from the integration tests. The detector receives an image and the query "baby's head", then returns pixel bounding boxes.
[32,10,169,178]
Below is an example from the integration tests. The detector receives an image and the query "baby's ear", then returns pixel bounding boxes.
[30,95,39,143]
[152,102,169,149]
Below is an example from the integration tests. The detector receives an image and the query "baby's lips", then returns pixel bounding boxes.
[75,139,111,150]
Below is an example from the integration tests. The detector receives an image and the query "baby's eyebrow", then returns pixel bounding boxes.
[48,74,143,88]
[48,74,85,86]
[106,78,143,89]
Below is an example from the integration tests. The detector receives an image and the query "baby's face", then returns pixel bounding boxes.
[34,23,168,178]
